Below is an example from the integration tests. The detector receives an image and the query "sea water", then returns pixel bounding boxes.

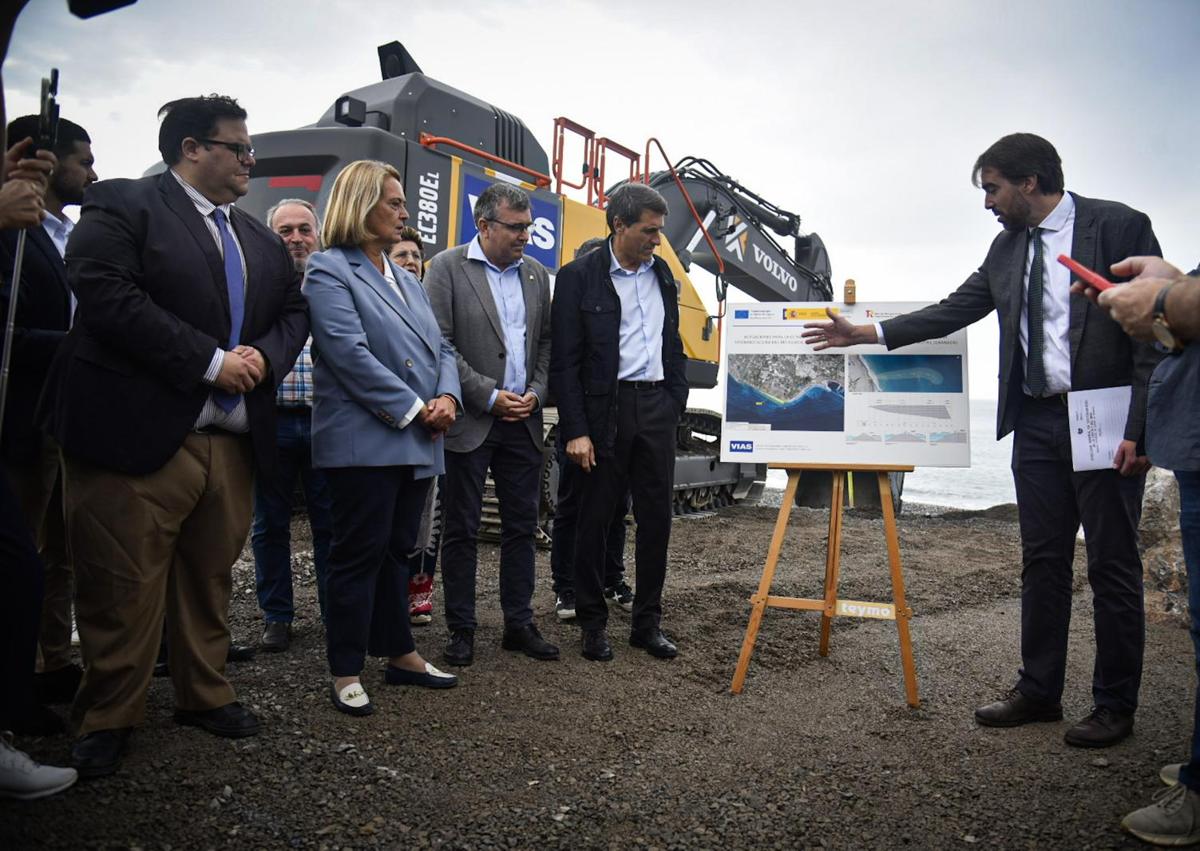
[764,397,1016,509]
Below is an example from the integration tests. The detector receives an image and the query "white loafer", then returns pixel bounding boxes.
[330,681,374,716]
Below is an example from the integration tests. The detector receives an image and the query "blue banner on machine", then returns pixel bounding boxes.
[458,172,562,269]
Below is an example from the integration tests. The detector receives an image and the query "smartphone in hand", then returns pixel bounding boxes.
[1058,254,1114,292]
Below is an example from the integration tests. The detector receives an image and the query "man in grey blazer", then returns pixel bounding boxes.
[803,133,1161,748]
[424,182,558,666]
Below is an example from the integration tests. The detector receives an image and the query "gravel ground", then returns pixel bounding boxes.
[4,502,1192,850]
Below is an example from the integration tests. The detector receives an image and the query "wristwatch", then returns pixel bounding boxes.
[1152,280,1184,352]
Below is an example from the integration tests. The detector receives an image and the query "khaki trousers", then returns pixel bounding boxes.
[4,434,73,671]
[64,433,253,735]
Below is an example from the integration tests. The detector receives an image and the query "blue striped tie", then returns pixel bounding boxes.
[1025,227,1046,397]
[213,209,245,413]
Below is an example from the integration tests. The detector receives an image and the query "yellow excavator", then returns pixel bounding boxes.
[239,42,843,535]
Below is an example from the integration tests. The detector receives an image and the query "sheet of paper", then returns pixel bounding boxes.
[1068,386,1131,472]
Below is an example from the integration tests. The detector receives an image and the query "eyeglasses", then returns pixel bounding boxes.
[199,139,255,162]
[391,249,422,260]
[485,217,534,234]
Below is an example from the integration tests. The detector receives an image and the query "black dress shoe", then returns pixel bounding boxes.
[174,702,260,738]
[581,629,613,662]
[630,627,678,659]
[71,728,131,779]
[227,643,257,663]
[443,629,475,667]
[974,687,1063,727]
[260,622,291,653]
[33,664,83,705]
[501,623,560,661]
[1064,706,1134,748]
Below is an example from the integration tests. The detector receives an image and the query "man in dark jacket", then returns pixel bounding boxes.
[549,183,688,662]
[39,95,308,778]
[0,114,95,708]
[803,133,1161,748]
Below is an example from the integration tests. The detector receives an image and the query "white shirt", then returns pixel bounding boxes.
[41,210,72,258]
[1020,193,1075,396]
[41,210,76,321]
[170,169,249,433]
[875,193,1076,396]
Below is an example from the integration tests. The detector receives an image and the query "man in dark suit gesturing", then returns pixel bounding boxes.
[0,115,95,710]
[550,183,689,662]
[39,95,308,777]
[803,133,1161,748]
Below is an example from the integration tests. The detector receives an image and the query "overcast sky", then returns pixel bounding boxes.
[5,0,1198,406]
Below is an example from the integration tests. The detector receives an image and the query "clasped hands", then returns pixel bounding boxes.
[215,345,267,394]
[491,389,537,422]
[417,395,457,437]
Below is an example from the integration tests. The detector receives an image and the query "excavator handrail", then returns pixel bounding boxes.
[641,138,725,278]
[419,132,552,188]
[594,136,640,207]
[551,117,596,199]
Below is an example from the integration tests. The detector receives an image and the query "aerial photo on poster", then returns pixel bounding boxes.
[721,303,971,467]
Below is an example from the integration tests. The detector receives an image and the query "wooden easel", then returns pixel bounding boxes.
[730,463,921,708]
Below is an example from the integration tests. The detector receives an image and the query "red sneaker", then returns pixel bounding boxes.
[409,573,434,625]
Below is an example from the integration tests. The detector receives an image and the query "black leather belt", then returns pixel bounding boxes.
[1028,392,1069,406]
[277,406,312,414]
[618,380,664,390]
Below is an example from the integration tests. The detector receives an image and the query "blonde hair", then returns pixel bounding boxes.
[321,160,403,249]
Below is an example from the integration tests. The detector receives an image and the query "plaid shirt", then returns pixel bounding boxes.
[276,338,314,407]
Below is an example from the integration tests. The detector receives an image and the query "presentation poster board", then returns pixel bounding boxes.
[720,302,970,467]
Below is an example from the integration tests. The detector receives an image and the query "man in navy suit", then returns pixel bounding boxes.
[803,133,1161,748]
[39,95,308,777]
[0,115,95,712]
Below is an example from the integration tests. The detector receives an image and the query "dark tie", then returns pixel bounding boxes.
[213,208,245,413]
[1025,227,1046,397]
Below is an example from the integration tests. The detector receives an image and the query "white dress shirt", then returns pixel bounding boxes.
[41,210,76,321]
[875,193,1076,397]
[1020,193,1075,396]
[170,169,249,433]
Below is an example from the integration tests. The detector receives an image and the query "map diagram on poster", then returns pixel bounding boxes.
[720,303,970,467]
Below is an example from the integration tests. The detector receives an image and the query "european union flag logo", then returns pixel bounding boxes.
[734,309,749,319]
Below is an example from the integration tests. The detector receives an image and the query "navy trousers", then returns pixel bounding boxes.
[441,420,542,632]
[574,383,677,632]
[1176,470,1200,792]
[550,438,629,594]
[251,408,332,623]
[1011,396,1145,714]
[323,465,430,677]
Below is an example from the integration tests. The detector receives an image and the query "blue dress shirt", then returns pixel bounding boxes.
[609,244,665,382]
[467,238,529,409]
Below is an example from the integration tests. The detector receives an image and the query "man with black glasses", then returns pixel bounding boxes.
[424,182,558,668]
[39,95,307,777]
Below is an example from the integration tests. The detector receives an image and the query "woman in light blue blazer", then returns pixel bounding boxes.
[303,160,462,716]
